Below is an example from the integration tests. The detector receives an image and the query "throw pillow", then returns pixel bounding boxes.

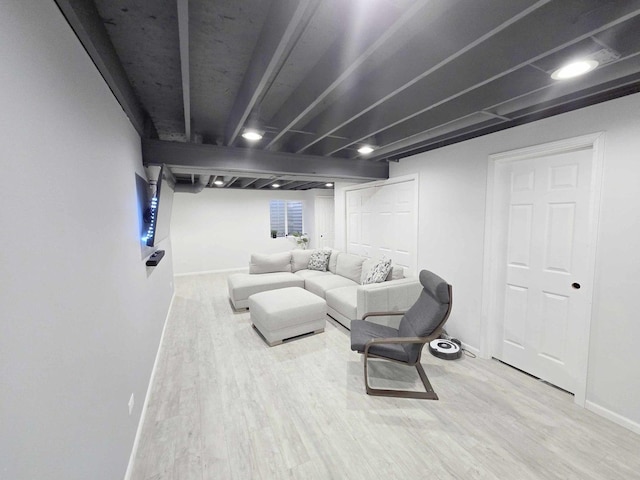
[363,257,392,284]
[307,249,331,271]
[360,258,377,283]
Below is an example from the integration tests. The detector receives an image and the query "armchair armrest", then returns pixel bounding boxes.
[362,311,406,321]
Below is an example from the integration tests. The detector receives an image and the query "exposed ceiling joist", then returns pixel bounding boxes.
[253,178,277,189]
[292,181,318,190]
[239,178,259,189]
[224,176,239,188]
[293,0,548,154]
[276,180,297,188]
[177,0,190,141]
[63,0,640,178]
[264,0,431,150]
[323,2,640,157]
[54,0,152,137]
[225,0,320,146]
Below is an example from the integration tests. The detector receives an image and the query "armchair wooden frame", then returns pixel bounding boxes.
[360,284,453,400]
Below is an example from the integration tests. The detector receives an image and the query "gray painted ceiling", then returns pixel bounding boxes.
[57,0,640,190]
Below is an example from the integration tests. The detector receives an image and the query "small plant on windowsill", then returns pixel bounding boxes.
[271,230,278,239]
[291,231,309,249]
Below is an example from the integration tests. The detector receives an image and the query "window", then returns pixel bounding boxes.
[270,200,303,237]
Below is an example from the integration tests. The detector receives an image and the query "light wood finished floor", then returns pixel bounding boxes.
[131,272,640,480]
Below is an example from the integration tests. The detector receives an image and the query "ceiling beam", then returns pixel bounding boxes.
[225,0,320,146]
[264,0,431,150]
[53,0,151,137]
[142,140,387,181]
[177,0,190,141]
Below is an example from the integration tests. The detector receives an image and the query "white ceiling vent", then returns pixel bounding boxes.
[588,47,621,66]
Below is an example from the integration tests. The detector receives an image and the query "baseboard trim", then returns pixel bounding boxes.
[585,400,640,435]
[123,291,176,480]
[174,267,249,277]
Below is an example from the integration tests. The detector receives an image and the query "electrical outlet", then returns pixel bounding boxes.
[128,393,135,415]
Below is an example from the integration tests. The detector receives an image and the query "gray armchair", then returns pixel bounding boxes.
[350,269,452,400]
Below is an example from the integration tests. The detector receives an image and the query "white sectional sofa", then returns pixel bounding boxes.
[227,249,422,329]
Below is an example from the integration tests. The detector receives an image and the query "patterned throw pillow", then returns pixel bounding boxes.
[307,249,331,271]
[362,257,393,284]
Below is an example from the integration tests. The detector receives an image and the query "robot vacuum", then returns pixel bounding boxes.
[429,339,462,360]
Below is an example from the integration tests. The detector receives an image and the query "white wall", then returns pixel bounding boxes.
[0,1,174,478]
[390,92,640,430]
[171,188,332,274]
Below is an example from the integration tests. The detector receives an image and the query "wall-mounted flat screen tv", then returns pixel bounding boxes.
[142,165,174,247]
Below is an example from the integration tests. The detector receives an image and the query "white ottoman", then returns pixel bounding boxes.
[248,287,327,346]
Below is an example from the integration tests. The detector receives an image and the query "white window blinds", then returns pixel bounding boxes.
[270,200,303,237]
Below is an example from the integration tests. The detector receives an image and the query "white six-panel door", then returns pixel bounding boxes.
[493,146,595,394]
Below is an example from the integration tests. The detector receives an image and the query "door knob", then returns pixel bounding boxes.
[571,283,581,289]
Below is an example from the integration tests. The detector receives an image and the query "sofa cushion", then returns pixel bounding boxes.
[363,257,392,284]
[308,249,331,271]
[305,274,358,299]
[336,253,365,284]
[328,249,340,274]
[227,272,304,309]
[249,252,292,274]
[325,285,357,321]
[291,249,314,272]
[294,269,332,281]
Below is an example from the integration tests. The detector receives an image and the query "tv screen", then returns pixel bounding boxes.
[143,165,174,247]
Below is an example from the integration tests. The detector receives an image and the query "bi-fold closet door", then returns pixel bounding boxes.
[345,177,417,276]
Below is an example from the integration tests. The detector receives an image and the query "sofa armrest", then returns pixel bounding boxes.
[356,278,422,328]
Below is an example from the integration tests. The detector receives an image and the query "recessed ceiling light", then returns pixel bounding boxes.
[357,145,375,155]
[214,180,224,186]
[551,60,598,80]
[271,183,280,188]
[325,182,333,187]
[242,128,263,141]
